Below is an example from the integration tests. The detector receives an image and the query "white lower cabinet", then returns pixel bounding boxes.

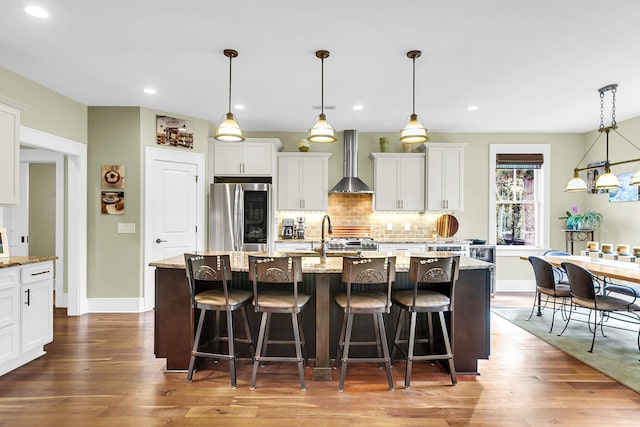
[0,261,54,376]
[273,242,315,252]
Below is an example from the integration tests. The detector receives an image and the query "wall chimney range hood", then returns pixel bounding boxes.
[329,130,373,194]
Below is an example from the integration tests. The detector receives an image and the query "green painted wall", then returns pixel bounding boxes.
[0,66,87,143]
[86,107,210,299]
[28,163,56,257]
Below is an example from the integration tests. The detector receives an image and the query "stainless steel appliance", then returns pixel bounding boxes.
[296,217,306,239]
[209,182,272,251]
[326,237,379,251]
[281,218,294,239]
[426,241,470,257]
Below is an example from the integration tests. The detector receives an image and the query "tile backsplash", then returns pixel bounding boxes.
[278,193,440,240]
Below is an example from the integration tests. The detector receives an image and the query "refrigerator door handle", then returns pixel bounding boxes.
[234,184,244,251]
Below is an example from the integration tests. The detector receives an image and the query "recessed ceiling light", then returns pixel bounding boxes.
[353,104,364,111]
[143,88,157,95]
[24,5,50,19]
[234,104,245,110]
[467,105,479,111]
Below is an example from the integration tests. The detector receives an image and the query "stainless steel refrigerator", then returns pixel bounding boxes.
[209,182,272,251]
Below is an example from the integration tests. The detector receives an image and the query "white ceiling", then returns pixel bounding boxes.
[2,0,640,134]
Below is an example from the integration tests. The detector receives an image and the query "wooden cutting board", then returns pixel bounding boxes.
[330,226,371,237]
[435,214,459,238]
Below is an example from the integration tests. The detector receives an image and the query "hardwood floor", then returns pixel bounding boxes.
[1,293,639,426]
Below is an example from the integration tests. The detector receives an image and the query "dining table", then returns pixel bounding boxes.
[522,254,640,284]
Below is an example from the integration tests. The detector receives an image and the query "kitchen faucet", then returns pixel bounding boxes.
[320,214,333,261]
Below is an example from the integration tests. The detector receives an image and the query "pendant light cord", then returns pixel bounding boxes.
[412,55,416,115]
[320,55,324,116]
[227,54,233,113]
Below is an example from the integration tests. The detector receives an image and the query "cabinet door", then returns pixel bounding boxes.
[299,157,328,210]
[398,157,425,211]
[278,157,304,210]
[0,102,20,205]
[0,269,20,366]
[374,157,401,210]
[427,146,464,211]
[21,280,53,353]
[242,142,272,175]
[213,142,244,175]
[277,154,330,211]
[443,147,464,211]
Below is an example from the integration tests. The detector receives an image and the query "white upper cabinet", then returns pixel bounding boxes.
[421,143,466,212]
[0,98,25,205]
[210,138,281,177]
[370,153,425,212]
[278,152,331,211]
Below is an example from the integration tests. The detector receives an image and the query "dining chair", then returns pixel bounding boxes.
[334,256,396,392]
[184,253,255,388]
[248,255,310,391]
[560,261,640,352]
[527,256,572,333]
[392,255,459,388]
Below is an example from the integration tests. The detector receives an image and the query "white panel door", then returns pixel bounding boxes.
[152,160,198,262]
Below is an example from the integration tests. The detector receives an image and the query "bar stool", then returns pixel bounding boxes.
[184,253,255,388]
[335,256,396,392]
[248,255,310,391]
[392,255,459,388]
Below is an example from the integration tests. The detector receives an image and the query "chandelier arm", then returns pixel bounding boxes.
[572,131,603,170]
[613,128,640,152]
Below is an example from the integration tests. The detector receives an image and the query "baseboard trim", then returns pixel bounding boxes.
[87,298,146,313]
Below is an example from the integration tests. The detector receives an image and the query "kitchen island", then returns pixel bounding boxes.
[150,251,493,380]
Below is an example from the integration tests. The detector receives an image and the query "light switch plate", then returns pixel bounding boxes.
[118,223,136,234]
[405,222,411,231]
[387,222,393,231]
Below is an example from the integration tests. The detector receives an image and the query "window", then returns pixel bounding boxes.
[489,144,550,252]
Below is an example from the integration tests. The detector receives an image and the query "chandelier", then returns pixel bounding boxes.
[565,84,640,192]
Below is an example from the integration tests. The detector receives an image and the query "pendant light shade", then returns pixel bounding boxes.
[595,164,620,190]
[400,50,428,145]
[215,49,245,142]
[308,50,336,143]
[565,169,588,192]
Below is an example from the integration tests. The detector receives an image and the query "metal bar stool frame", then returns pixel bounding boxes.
[248,255,310,391]
[184,253,255,388]
[335,256,396,392]
[392,255,459,388]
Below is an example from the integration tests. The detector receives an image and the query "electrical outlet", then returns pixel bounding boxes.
[387,222,393,231]
[405,222,411,231]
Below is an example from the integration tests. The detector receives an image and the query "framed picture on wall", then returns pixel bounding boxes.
[102,165,125,189]
[156,115,194,149]
[0,227,9,258]
[609,173,640,202]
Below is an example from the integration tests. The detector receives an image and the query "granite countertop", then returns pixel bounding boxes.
[150,251,493,274]
[0,255,58,269]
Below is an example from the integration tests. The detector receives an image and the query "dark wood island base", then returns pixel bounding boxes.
[151,252,493,380]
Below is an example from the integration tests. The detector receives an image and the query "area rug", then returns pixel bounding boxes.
[492,306,640,393]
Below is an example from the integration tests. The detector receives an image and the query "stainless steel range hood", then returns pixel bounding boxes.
[329,130,373,193]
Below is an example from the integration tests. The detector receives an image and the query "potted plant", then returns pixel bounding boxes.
[559,206,603,230]
[577,210,603,230]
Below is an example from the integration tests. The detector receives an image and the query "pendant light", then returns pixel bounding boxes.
[400,50,429,147]
[308,50,337,143]
[214,49,245,142]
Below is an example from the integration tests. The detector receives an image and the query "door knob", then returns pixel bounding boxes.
[155,238,167,243]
